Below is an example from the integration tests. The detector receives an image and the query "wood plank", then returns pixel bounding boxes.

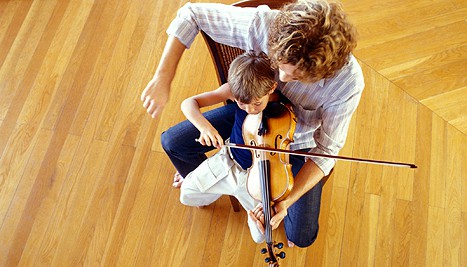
[426,206,445,267]
[354,3,464,50]
[0,128,53,266]
[394,92,417,201]
[68,0,134,138]
[199,196,232,266]
[443,125,463,266]
[380,44,467,81]
[421,87,467,134]
[0,0,63,156]
[132,155,181,266]
[0,124,43,227]
[408,104,431,267]
[0,0,465,266]
[355,21,467,72]
[0,0,34,74]
[429,114,447,208]
[394,57,467,101]
[391,199,411,267]
[93,0,155,142]
[41,0,111,131]
[462,212,467,266]
[322,186,348,266]
[16,0,92,127]
[17,133,80,266]
[48,140,108,265]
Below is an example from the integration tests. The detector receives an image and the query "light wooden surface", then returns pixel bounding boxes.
[0,0,465,266]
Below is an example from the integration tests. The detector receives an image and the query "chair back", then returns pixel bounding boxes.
[201,0,292,85]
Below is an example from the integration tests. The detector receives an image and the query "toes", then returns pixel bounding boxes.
[173,172,183,182]
[172,172,184,188]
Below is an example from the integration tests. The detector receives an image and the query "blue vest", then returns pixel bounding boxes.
[229,105,252,170]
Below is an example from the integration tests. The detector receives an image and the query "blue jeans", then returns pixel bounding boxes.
[287,152,323,247]
[161,104,322,247]
[161,104,236,177]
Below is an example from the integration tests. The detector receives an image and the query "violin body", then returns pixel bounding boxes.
[243,102,296,202]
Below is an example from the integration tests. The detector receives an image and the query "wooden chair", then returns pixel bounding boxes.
[201,0,292,86]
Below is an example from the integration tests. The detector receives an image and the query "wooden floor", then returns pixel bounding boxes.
[0,0,465,266]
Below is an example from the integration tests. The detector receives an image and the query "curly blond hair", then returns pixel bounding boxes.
[268,0,357,82]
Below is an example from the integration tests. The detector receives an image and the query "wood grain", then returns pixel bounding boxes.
[0,0,465,266]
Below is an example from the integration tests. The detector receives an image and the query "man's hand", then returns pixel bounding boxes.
[141,75,171,119]
[270,201,288,230]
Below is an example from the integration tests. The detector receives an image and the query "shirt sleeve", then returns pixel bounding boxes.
[166,2,273,51]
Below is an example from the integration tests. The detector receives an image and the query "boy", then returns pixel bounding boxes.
[179,51,277,242]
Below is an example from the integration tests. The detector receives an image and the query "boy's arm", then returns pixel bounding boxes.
[181,83,234,148]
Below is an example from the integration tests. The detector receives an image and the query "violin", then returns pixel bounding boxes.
[242,102,296,266]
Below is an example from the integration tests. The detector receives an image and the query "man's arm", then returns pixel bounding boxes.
[270,160,324,229]
[141,3,273,119]
[141,36,185,119]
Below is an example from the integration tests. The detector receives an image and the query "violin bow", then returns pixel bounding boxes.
[224,142,418,169]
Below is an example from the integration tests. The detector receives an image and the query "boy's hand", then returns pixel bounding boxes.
[248,203,267,234]
[197,128,224,148]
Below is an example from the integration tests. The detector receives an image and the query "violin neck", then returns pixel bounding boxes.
[259,159,274,244]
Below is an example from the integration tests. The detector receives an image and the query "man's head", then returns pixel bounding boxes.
[228,51,277,114]
[268,0,357,83]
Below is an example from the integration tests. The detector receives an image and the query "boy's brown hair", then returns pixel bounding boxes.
[268,0,357,82]
[228,51,276,103]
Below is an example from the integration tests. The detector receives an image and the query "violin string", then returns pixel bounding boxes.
[258,128,273,244]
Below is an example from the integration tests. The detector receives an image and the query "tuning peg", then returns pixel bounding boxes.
[261,248,267,254]
[276,251,286,259]
[265,257,272,263]
[275,242,284,249]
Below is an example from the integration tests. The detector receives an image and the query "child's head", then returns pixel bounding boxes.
[228,51,277,114]
[268,0,357,83]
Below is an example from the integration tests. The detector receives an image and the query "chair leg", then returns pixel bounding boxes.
[229,195,241,212]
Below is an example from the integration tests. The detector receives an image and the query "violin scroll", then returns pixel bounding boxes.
[261,242,286,265]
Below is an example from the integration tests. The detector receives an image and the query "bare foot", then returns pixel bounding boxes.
[172,172,184,188]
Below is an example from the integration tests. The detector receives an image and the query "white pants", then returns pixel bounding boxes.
[180,147,265,243]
